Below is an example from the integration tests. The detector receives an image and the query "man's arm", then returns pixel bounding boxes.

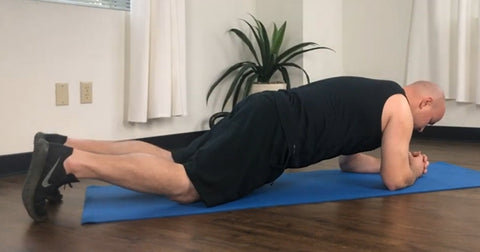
[338,153,381,173]
[380,95,425,190]
[339,152,429,175]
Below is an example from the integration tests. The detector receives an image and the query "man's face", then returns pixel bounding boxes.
[413,100,445,132]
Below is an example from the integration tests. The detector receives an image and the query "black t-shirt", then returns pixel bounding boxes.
[273,76,406,168]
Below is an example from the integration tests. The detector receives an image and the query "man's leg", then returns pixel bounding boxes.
[36,133,177,202]
[35,133,173,161]
[65,138,174,161]
[64,149,198,203]
[23,138,199,221]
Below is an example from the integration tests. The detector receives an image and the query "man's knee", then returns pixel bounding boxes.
[171,181,199,204]
[167,163,200,204]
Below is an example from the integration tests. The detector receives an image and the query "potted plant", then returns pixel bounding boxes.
[206,15,333,111]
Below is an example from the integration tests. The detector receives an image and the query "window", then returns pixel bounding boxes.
[35,0,130,11]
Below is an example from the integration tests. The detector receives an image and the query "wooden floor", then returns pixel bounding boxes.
[1,138,480,251]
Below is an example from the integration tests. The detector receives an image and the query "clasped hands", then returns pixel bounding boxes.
[409,151,429,177]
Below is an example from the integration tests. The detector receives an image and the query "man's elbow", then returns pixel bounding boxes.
[338,156,349,171]
[339,164,352,173]
[384,182,403,191]
[339,156,356,172]
[383,176,415,191]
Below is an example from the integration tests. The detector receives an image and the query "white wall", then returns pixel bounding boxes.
[342,0,480,128]
[343,0,412,83]
[0,0,255,155]
[303,0,344,82]
[0,0,126,155]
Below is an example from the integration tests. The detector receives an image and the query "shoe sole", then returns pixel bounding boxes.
[22,139,49,222]
[33,132,45,146]
[33,132,63,203]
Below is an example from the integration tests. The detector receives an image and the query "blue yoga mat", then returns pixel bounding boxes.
[82,162,480,224]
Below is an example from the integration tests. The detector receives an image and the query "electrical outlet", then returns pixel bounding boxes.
[55,83,69,106]
[80,82,93,104]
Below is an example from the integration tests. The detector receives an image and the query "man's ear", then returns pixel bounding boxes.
[419,97,433,109]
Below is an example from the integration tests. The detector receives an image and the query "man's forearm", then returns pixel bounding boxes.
[339,153,381,173]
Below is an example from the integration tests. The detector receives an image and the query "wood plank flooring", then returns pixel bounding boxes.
[1,138,479,251]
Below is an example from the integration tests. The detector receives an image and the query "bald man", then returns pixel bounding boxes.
[23,76,446,221]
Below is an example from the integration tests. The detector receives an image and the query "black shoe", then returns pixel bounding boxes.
[34,132,68,203]
[34,132,67,145]
[22,139,78,221]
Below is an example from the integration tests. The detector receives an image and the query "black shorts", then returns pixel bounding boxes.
[172,92,290,207]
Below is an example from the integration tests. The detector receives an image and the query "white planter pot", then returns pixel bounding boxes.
[249,83,287,95]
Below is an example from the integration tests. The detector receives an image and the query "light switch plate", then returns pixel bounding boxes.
[55,83,69,106]
[80,82,93,104]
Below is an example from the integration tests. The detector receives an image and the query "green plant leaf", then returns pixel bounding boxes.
[280,46,334,64]
[276,42,319,63]
[273,23,278,38]
[278,67,291,89]
[207,61,255,103]
[251,15,271,69]
[230,28,260,65]
[221,64,256,110]
[271,21,286,57]
[279,62,311,83]
[242,18,262,52]
[242,17,267,76]
[232,70,256,108]
[243,73,259,98]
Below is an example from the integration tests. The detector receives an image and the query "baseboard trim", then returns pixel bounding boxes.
[413,126,480,142]
[0,131,206,178]
[0,152,32,178]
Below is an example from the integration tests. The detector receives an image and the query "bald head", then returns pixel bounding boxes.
[406,81,444,100]
[404,81,446,132]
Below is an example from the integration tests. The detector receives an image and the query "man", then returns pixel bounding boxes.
[22,76,446,221]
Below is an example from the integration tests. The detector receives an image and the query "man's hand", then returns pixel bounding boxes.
[409,151,429,177]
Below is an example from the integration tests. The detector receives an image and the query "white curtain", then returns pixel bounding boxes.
[127,0,187,123]
[406,0,480,104]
